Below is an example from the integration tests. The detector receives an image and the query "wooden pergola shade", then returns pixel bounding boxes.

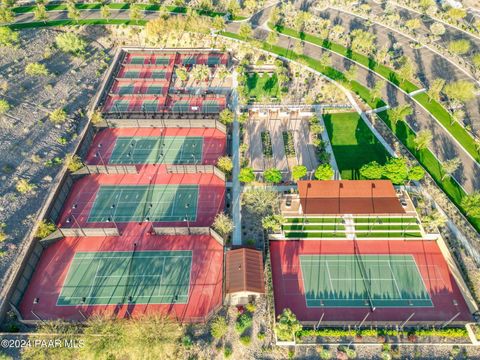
[225,248,265,294]
[297,180,405,215]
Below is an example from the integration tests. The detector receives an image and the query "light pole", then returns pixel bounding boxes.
[95,147,109,174]
[31,297,44,323]
[183,203,191,234]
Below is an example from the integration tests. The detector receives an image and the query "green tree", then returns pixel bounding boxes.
[33,3,48,22]
[216,156,233,174]
[451,109,465,126]
[219,108,234,125]
[430,22,446,36]
[0,6,14,23]
[129,4,143,24]
[473,54,480,70]
[36,220,56,239]
[461,192,480,218]
[350,29,376,54]
[388,104,413,126]
[212,213,234,239]
[318,52,331,68]
[242,188,279,217]
[191,64,210,82]
[25,62,48,76]
[239,167,255,183]
[264,168,282,184]
[447,8,466,22]
[441,157,461,180]
[262,214,285,232]
[66,3,80,23]
[448,39,471,55]
[344,64,358,82]
[396,56,416,83]
[314,164,333,180]
[382,157,409,184]
[360,161,384,180]
[212,16,225,32]
[414,129,433,151]
[0,27,18,47]
[371,80,385,100]
[0,99,9,114]
[239,23,252,40]
[443,80,476,103]
[267,31,278,49]
[405,18,421,32]
[16,179,36,194]
[175,66,188,82]
[65,154,83,172]
[275,309,302,341]
[55,32,86,54]
[408,166,425,181]
[100,5,111,19]
[90,109,104,125]
[426,78,445,102]
[49,108,67,124]
[210,316,228,339]
[292,165,307,181]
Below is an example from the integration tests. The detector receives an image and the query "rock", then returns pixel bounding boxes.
[43,175,53,183]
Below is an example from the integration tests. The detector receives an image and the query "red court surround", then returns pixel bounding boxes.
[270,240,472,324]
[19,235,223,322]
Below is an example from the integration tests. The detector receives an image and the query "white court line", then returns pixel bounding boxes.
[157,257,167,297]
[325,261,335,298]
[387,261,403,299]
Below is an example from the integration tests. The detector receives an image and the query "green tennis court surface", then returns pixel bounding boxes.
[57,251,192,306]
[88,185,198,222]
[300,255,432,307]
[109,136,203,164]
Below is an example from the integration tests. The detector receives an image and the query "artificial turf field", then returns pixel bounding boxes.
[323,112,390,179]
[109,136,203,164]
[300,254,433,307]
[58,251,192,306]
[87,184,198,222]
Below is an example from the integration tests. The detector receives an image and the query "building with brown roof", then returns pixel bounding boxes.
[225,248,265,305]
[297,180,405,215]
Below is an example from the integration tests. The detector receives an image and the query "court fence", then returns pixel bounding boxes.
[59,227,120,237]
[104,117,227,133]
[85,164,138,174]
[166,164,226,181]
[153,227,225,245]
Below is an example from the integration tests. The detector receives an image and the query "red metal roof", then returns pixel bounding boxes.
[297,180,405,215]
[225,248,265,294]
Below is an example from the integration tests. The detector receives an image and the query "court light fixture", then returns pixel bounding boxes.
[33,298,39,304]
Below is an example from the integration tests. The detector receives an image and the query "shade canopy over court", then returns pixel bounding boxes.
[297,180,405,215]
[59,251,192,306]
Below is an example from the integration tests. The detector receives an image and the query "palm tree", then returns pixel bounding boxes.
[67,3,80,23]
[129,4,143,25]
[267,31,278,50]
[388,104,413,126]
[216,65,229,83]
[34,3,48,23]
[100,5,111,20]
[450,109,465,126]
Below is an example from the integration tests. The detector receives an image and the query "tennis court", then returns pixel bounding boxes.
[87,184,198,222]
[58,250,192,306]
[300,254,433,308]
[109,136,203,164]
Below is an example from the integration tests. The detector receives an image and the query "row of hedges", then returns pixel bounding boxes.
[297,327,469,339]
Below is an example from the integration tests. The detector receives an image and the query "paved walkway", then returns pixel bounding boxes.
[231,72,242,246]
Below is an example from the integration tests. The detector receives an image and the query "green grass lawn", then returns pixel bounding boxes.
[284,232,347,239]
[245,72,280,101]
[353,217,418,224]
[355,225,421,231]
[284,217,344,224]
[323,112,390,179]
[282,224,346,231]
[355,232,423,238]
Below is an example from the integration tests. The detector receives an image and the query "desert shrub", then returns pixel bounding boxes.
[49,108,67,124]
[235,313,252,334]
[16,179,36,194]
[239,335,251,346]
[65,154,83,172]
[245,303,256,313]
[210,316,228,339]
[36,220,56,239]
[223,345,233,358]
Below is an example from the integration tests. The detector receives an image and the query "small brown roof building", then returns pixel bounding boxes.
[225,248,264,305]
[297,180,405,215]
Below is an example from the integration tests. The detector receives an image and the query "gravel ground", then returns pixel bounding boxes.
[0,27,113,290]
